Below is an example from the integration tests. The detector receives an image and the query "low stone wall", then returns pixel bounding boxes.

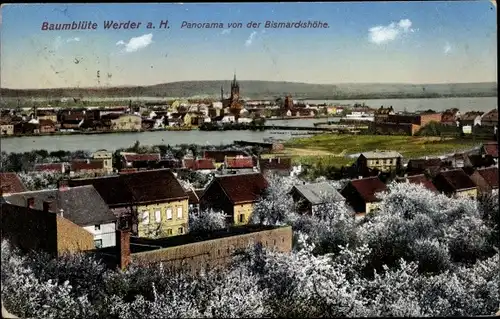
[131,226,292,272]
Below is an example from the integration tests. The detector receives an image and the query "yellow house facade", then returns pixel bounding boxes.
[365,202,381,214]
[0,124,14,136]
[92,149,114,173]
[111,114,142,131]
[233,203,254,225]
[357,151,403,172]
[137,198,189,238]
[454,188,478,200]
[38,114,58,123]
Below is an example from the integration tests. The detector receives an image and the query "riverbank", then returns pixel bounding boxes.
[0,126,201,139]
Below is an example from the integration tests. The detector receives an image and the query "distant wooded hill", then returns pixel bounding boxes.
[0,81,497,101]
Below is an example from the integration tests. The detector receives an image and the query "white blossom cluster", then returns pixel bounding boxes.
[1,176,499,318]
[189,209,227,233]
[17,171,65,191]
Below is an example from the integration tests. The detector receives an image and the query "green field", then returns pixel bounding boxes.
[279,134,481,167]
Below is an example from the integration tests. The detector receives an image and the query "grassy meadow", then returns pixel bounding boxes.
[273,134,481,167]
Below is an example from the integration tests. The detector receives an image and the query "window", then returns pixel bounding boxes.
[166,208,172,220]
[94,239,103,249]
[155,210,161,223]
[178,227,184,234]
[239,214,245,223]
[142,211,150,224]
[375,160,379,165]
[177,207,183,219]
[94,225,100,231]
[167,228,172,235]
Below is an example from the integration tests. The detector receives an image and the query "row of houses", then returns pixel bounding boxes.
[0,104,265,136]
[2,151,497,254]
[371,107,498,136]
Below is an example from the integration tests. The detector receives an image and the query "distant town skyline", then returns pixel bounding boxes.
[1,2,497,89]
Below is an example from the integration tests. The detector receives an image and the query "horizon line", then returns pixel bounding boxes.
[1,80,497,91]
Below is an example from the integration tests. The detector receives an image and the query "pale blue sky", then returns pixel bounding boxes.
[0,2,497,89]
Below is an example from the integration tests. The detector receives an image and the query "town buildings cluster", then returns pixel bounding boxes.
[1,139,497,271]
[3,73,496,137]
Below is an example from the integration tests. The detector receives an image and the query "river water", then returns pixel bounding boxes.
[1,97,496,153]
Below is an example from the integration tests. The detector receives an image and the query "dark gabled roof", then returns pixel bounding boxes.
[345,176,387,203]
[68,169,187,207]
[434,169,476,192]
[71,160,104,171]
[290,182,345,205]
[213,173,268,204]
[69,175,135,206]
[407,158,443,170]
[467,154,496,168]
[3,185,115,226]
[397,174,438,192]
[186,189,200,205]
[0,173,28,194]
[477,167,499,189]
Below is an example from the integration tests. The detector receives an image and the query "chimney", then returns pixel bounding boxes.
[58,179,69,191]
[43,200,54,213]
[26,197,35,208]
[116,230,131,270]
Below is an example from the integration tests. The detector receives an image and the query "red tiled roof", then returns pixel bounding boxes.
[434,169,476,192]
[349,177,387,202]
[183,158,216,170]
[482,142,498,158]
[0,173,28,194]
[214,173,268,204]
[204,150,248,163]
[225,156,254,169]
[477,167,499,189]
[260,157,292,171]
[34,163,65,172]
[123,153,161,162]
[195,159,215,170]
[402,174,438,192]
[71,160,104,171]
[68,169,187,207]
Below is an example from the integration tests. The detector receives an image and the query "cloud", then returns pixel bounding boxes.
[116,34,153,53]
[221,29,231,35]
[245,31,257,47]
[368,19,415,45]
[66,37,80,43]
[444,42,452,55]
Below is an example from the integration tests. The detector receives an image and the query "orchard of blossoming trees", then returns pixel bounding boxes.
[1,175,499,318]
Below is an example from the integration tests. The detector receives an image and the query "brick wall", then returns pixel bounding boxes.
[419,113,442,127]
[128,226,292,272]
[56,216,95,254]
